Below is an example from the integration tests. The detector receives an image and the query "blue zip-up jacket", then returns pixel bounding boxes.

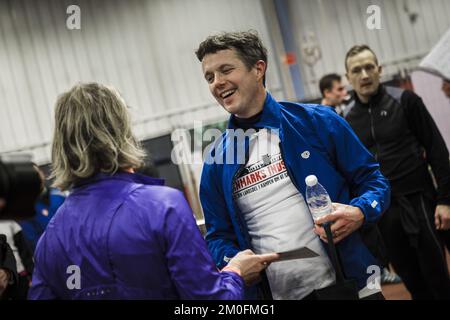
[200,92,391,297]
[20,188,66,251]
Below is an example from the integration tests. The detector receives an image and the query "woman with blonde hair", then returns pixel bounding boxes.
[28,83,277,299]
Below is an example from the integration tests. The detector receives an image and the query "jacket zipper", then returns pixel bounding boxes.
[278,142,302,193]
[368,107,379,161]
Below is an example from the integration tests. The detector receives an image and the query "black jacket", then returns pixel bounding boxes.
[344,85,450,205]
[0,234,18,299]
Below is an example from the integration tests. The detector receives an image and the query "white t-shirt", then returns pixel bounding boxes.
[233,129,335,299]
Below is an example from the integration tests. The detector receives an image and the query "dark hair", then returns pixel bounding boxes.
[345,45,379,71]
[195,30,268,85]
[319,73,342,96]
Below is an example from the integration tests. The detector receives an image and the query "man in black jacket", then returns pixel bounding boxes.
[343,45,450,299]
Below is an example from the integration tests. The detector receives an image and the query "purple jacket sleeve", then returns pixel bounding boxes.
[161,189,244,300]
[28,237,57,300]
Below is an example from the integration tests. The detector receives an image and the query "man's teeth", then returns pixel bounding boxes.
[221,90,236,98]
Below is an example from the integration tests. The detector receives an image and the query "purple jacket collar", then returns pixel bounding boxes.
[72,171,165,191]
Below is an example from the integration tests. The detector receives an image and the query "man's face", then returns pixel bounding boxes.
[201,49,265,118]
[346,50,382,102]
[442,79,450,99]
[324,80,347,106]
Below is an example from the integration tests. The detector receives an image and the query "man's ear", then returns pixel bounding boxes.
[378,65,383,75]
[255,60,266,81]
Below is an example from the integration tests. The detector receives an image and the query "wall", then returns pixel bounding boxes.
[0,0,284,163]
[285,0,450,98]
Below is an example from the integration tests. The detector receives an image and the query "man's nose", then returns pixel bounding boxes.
[361,69,369,79]
[213,73,226,88]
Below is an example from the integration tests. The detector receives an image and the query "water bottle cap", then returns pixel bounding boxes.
[305,175,318,187]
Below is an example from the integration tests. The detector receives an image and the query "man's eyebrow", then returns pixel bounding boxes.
[219,63,234,69]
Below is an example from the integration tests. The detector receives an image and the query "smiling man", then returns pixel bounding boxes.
[344,45,450,299]
[195,31,390,300]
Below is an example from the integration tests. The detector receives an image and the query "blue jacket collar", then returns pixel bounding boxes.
[227,92,281,130]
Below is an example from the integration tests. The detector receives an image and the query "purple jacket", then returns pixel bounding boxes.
[28,172,243,299]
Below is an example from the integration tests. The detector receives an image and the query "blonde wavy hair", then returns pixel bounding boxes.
[50,83,145,190]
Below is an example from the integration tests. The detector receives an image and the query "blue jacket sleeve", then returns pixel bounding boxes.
[162,189,244,300]
[199,163,240,269]
[314,108,391,224]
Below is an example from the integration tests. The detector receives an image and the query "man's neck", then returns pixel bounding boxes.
[356,85,382,104]
[235,90,267,119]
[356,92,370,104]
[321,98,336,107]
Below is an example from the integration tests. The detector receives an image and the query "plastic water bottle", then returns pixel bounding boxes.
[305,175,332,222]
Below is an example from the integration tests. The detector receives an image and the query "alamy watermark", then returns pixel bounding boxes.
[366,265,381,290]
[366,5,382,30]
[66,265,81,290]
[170,121,280,165]
[66,5,81,30]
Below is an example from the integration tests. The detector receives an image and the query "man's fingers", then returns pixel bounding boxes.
[315,211,345,225]
[314,226,326,238]
[333,235,344,244]
[320,235,328,243]
[331,202,345,211]
[435,212,441,230]
[329,219,346,233]
[442,218,450,230]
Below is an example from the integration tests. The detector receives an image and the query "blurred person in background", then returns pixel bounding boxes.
[28,82,278,300]
[441,78,450,252]
[319,73,349,116]
[19,167,66,252]
[0,233,17,300]
[0,161,45,299]
[442,78,450,99]
[0,221,33,299]
[344,45,450,299]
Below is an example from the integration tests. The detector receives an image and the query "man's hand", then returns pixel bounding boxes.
[313,203,365,244]
[0,268,10,296]
[435,204,450,230]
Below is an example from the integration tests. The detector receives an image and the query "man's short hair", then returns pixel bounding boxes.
[345,45,379,71]
[319,73,342,96]
[195,30,268,84]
